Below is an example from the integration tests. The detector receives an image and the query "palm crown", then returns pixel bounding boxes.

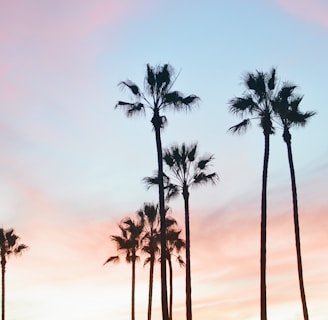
[229,68,277,135]
[162,143,218,195]
[272,84,316,141]
[0,228,28,266]
[116,64,199,127]
[104,217,144,265]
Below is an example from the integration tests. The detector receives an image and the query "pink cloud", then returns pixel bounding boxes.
[274,0,328,29]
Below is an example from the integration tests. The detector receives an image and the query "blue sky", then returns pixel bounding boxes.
[1,1,327,319]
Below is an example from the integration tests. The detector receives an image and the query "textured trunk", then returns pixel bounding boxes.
[260,133,270,320]
[152,111,169,320]
[284,128,309,320]
[147,255,155,320]
[132,255,136,320]
[168,257,173,320]
[1,254,5,320]
[183,185,192,320]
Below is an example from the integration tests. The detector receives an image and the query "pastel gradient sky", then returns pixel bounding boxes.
[1,1,327,319]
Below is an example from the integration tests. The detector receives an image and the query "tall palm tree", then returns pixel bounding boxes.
[104,215,144,320]
[115,64,199,320]
[272,85,316,320]
[162,142,218,320]
[228,68,277,320]
[165,227,185,320]
[0,228,28,320]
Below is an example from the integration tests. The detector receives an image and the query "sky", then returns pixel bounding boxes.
[0,0,327,319]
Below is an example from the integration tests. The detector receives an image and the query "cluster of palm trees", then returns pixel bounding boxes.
[113,64,315,320]
[229,68,315,320]
[104,203,185,320]
[0,228,28,320]
[113,64,218,320]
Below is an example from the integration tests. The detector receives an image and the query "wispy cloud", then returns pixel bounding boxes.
[274,0,328,29]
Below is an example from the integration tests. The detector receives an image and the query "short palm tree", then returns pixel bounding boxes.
[162,142,218,320]
[140,203,160,320]
[228,68,277,320]
[0,228,28,320]
[140,203,177,320]
[115,64,199,320]
[272,84,315,320]
[166,227,185,320]
[104,216,144,320]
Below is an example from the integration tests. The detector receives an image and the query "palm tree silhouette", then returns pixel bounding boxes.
[139,203,160,320]
[272,84,315,320]
[115,64,199,320]
[165,226,185,320]
[139,203,178,320]
[0,228,28,320]
[228,68,277,320]
[162,142,218,320]
[104,216,144,320]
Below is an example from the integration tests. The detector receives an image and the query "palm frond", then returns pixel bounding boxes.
[163,91,183,104]
[197,154,214,170]
[187,143,197,162]
[268,68,277,90]
[146,64,156,95]
[118,80,141,96]
[143,172,159,189]
[0,228,5,244]
[229,97,257,115]
[156,64,172,93]
[15,244,28,254]
[143,256,152,267]
[245,71,266,99]
[176,255,185,267]
[103,255,119,265]
[193,172,218,185]
[228,119,251,134]
[163,152,175,168]
[165,183,180,201]
[6,232,19,247]
[182,94,200,105]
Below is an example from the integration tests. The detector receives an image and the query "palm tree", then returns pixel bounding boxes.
[0,228,28,320]
[272,84,315,320]
[228,68,277,320]
[165,226,185,320]
[162,142,218,320]
[140,203,177,320]
[104,215,144,320]
[115,64,199,320]
[139,203,161,320]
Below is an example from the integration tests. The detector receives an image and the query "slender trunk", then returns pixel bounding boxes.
[1,254,5,320]
[260,133,270,320]
[132,256,136,320]
[152,112,169,320]
[168,257,173,320]
[284,129,309,320]
[147,255,155,320]
[183,185,192,320]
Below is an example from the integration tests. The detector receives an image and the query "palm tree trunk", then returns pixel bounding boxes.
[152,111,169,320]
[168,257,173,320]
[183,186,192,320]
[147,256,155,320]
[132,257,136,320]
[284,129,309,320]
[260,133,270,320]
[1,255,5,320]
